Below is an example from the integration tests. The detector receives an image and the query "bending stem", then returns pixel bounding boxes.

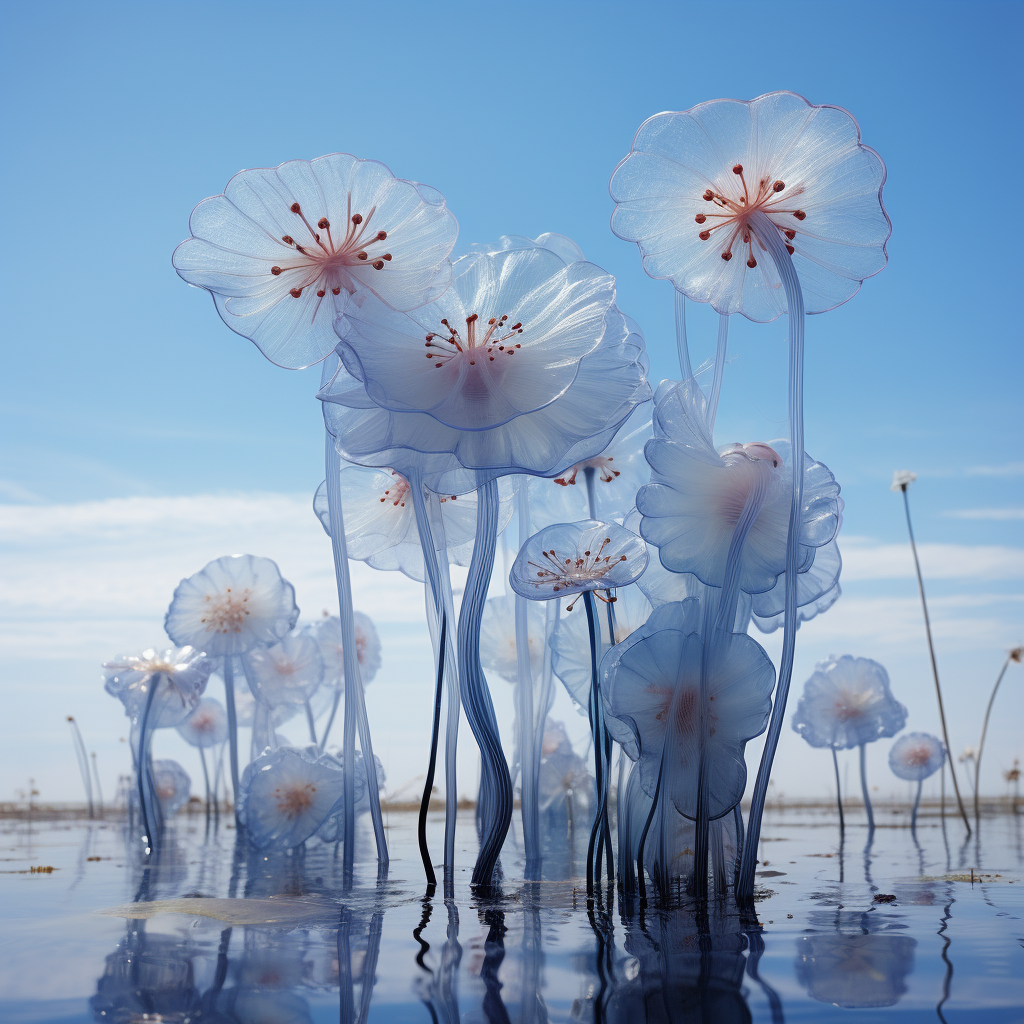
[418,613,447,887]
[975,654,1011,820]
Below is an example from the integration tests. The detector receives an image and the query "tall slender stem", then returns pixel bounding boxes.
[515,482,541,876]
[674,290,693,381]
[319,688,341,753]
[859,743,875,831]
[90,751,103,815]
[974,653,1012,821]
[737,214,806,899]
[832,747,845,833]
[419,613,447,887]
[636,754,664,904]
[325,433,388,875]
[458,479,511,888]
[583,591,609,895]
[199,747,211,811]
[901,484,971,834]
[304,700,318,748]
[137,676,159,850]
[67,717,94,817]
[706,313,729,432]
[912,779,923,832]
[222,657,239,813]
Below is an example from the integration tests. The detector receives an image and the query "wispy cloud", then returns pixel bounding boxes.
[841,535,1024,581]
[0,479,43,503]
[965,461,1024,478]
[944,507,1024,521]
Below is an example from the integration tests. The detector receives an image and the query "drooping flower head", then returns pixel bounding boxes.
[245,632,325,708]
[792,655,908,750]
[307,611,381,689]
[510,520,648,610]
[322,235,650,489]
[103,646,212,727]
[610,91,890,321]
[479,593,547,684]
[890,469,917,492]
[638,378,841,595]
[151,759,192,817]
[239,746,344,850]
[165,555,299,658]
[889,732,945,782]
[602,600,775,819]
[176,696,228,748]
[173,154,458,368]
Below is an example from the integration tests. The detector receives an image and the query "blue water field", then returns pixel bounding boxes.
[2,807,1021,1023]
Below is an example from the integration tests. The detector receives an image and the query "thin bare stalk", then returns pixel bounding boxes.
[974,652,1013,820]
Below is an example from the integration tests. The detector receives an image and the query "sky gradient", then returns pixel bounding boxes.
[1,0,1021,807]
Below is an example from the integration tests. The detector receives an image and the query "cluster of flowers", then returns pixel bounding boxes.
[103,553,384,851]
[161,90,891,899]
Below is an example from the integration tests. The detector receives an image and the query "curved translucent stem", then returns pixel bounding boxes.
[90,752,103,815]
[137,675,159,850]
[636,753,664,904]
[222,657,239,814]
[674,290,693,381]
[583,591,608,895]
[67,717,94,818]
[901,484,971,834]
[974,653,1011,821]
[912,778,923,832]
[199,746,211,811]
[325,433,388,876]
[458,479,511,887]
[419,613,446,887]
[832,747,845,833]
[706,313,729,433]
[859,743,875,832]
[304,700,318,747]
[319,688,342,753]
[515,481,541,876]
[737,214,805,900]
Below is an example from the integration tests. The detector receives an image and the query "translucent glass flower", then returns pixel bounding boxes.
[791,655,907,750]
[610,91,890,321]
[749,538,842,633]
[239,746,344,850]
[176,696,228,748]
[638,378,841,595]
[540,718,574,758]
[528,404,652,527]
[316,751,385,839]
[322,237,650,486]
[103,646,212,727]
[246,632,324,707]
[889,732,945,782]
[232,675,298,728]
[312,467,514,579]
[891,469,917,492]
[152,759,191,817]
[172,154,458,368]
[479,593,547,683]
[308,612,381,688]
[602,600,775,818]
[549,583,651,746]
[165,555,299,657]
[539,748,593,814]
[509,520,648,609]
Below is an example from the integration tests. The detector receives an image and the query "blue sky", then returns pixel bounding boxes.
[1,0,1021,805]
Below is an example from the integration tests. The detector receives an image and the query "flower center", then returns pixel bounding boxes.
[903,745,933,769]
[695,164,807,266]
[424,313,523,368]
[272,197,393,302]
[554,455,619,487]
[715,442,782,527]
[200,587,252,634]
[526,537,627,609]
[191,712,216,733]
[274,782,317,818]
[378,470,411,508]
[832,688,875,722]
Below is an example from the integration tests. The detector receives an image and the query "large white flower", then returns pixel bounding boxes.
[173,154,458,368]
[103,646,212,727]
[165,554,299,658]
[610,91,890,322]
[245,632,324,707]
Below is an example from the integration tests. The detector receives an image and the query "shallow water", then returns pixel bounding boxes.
[2,806,1022,1023]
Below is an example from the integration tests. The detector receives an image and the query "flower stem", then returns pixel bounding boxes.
[974,653,1012,821]
[67,717,94,818]
[325,433,389,877]
[707,313,729,433]
[736,213,806,900]
[912,778,923,832]
[832,747,845,834]
[90,751,103,815]
[199,746,211,811]
[418,612,446,888]
[137,675,159,850]
[859,743,875,831]
[459,478,511,889]
[222,657,239,814]
[636,753,664,904]
[674,290,693,381]
[319,688,341,754]
[583,590,611,895]
[304,700,318,748]
[900,484,971,834]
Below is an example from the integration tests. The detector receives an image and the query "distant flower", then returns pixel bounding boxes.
[890,469,917,492]
[639,379,841,594]
[610,91,890,322]
[1009,646,1023,663]
[246,632,324,707]
[889,732,945,782]
[308,612,382,688]
[510,520,648,609]
[232,674,298,729]
[958,746,977,765]
[239,746,344,850]
[151,759,191,816]
[602,599,775,818]
[323,235,650,487]
[103,646,212,727]
[539,747,593,814]
[541,718,574,758]
[479,594,547,684]
[173,154,458,369]
[792,655,907,750]
[177,697,228,748]
[165,555,299,658]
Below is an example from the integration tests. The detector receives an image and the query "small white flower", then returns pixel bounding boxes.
[890,469,917,492]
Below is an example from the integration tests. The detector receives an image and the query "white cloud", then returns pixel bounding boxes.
[965,461,1024,477]
[840,535,1024,581]
[944,507,1024,521]
[0,478,43,503]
